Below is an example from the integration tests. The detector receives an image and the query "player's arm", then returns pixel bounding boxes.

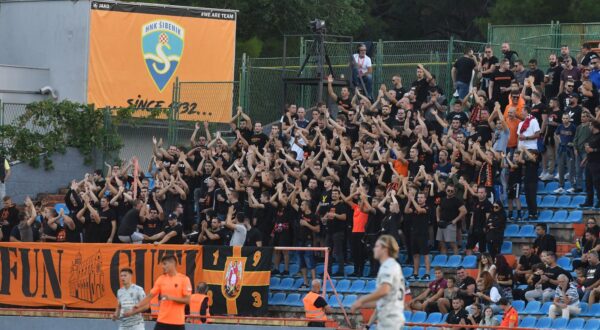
[350,283,392,312]
[124,293,153,317]
[112,301,121,321]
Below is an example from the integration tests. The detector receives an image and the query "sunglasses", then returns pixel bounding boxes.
[493,205,501,209]
[591,62,598,65]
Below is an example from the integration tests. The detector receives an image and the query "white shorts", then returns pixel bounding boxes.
[119,232,144,244]
[376,311,404,330]
[119,322,145,330]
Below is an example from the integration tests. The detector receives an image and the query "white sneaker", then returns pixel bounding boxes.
[554,187,565,194]
[554,173,560,180]
[565,173,570,180]
[542,173,554,181]
[539,172,547,179]
[566,188,575,193]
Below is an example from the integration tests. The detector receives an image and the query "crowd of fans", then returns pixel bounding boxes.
[1,42,600,323]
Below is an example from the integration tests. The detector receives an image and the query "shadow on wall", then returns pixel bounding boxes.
[6,148,96,204]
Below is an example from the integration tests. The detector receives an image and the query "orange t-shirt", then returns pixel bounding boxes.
[151,272,193,325]
[351,204,368,233]
[506,117,522,148]
[500,307,518,327]
[503,96,526,120]
[392,159,408,177]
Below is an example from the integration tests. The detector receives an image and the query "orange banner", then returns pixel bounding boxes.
[87,1,236,122]
[0,243,203,309]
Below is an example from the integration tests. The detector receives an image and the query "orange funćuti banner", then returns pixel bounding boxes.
[87,1,236,122]
[0,242,203,309]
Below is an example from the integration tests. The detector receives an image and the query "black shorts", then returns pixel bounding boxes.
[410,234,429,255]
[154,322,185,330]
[465,231,484,249]
[507,182,520,199]
[272,232,292,246]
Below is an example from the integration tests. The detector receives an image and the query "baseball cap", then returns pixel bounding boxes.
[168,212,178,220]
[570,92,580,98]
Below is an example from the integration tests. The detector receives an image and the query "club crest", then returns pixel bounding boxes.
[222,257,246,300]
[141,20,184,92]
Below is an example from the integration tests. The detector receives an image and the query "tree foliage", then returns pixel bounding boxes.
[0,100,127,170]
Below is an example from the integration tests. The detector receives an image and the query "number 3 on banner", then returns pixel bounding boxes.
[213,250,219,265]
[252,251,261,266]
[252,292,262,307]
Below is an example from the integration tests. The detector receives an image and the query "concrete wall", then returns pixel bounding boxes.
[6,148,95,204]
[0,0,90,102]
[0,316,321,330]
[0,65,50,104]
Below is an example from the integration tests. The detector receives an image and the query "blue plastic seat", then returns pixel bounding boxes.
[541,195,556,208]
[445,255,462,268]
[342,294,357,308]
[411,311,427,323]
[361,280,376,293]
[567,210,584,223]
[545,181,559,193]
[270,292,286,306]
[519,195,528,207]
[270,277,280,289]
[519,316,537,328]
[425,312,442,324]
[328,294,344,308]
[539,301,553,315]
[567,318,585,330]
[347,280,365,294]
[557,257,573,271]
[571,195,586,207]
[552,210,569,222]
[402,266,414,278]
[501,241,512,254]
[315,264,325,275]
[536,317,552,328]
[275,277,294,291]
[538,209,554,222]
[504,224,519,237]
[518,224,536,238]
[362,265,371,277]
[283,293,301,306]
[579,302,588,314]
[555,195,571,208]
[581,303,600,317]
[294,278,307,290]
[584,319,600,330]
[344,265,355,275]
[551,317,569,329]
[431,254,448,267]
[538,181,546,193]
[523,301,541,314]
[335,279,351,293]
[403,311,412,322]
[54,203,70,215]
[460,255,477,268]
[512,300,525,313]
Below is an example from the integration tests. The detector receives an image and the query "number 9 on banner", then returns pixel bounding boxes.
[252,251,261,266]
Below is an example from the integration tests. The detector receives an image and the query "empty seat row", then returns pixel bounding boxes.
[536,209,583,223]
[517,300,600,317]
[518,316,596,330]
[269,292,357,308]
[518,194,586,209]
[270,277,377,294]
[504,224,537,238]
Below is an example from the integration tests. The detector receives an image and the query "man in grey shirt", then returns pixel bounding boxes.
[225,205,246,246]
[113,268,146,330]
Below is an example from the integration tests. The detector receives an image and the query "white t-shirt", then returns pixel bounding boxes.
[229,224,247,246]
[117,284,146,327]
[353,54,372,75]
[375,258,405,329]
[517,116,540,150]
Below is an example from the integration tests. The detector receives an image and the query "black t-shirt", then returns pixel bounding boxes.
[163,222,184,244]
[245,227,263,246]
[453,57,476,83]
[298,212,320,243]
[457,276,477,307]
[481,56,499,78]
[476,121,493,145]
[583,263,600,287]
[440,196,463,223]
[98,208,117,242]
[533,234,557,255]
[543,265,572,290]
[446,308,469,326]
[409,205,430,234]
[328,202,348,234]
[518,254,542,271]
[143,217,164,237]
[546,65,563,97]
[491,70,514,101]
[203,228,227,246]
[582,89,599,113]
[472,199,491,232]
[412,78,430,104]
[531,103,546,124]
[313,296,328,308]
[527,69,545,86]
[0,206,20,242]
[117,208,140,236]
[249,133,268,149]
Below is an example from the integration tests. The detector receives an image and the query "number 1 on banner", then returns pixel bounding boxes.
[132,157,139,200]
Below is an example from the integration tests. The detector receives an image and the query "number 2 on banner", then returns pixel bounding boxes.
[213,250,219,265]
[252,292,262,307]
[252,251,261,266]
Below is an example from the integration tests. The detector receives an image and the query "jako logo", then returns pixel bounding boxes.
[141,20,184,92]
